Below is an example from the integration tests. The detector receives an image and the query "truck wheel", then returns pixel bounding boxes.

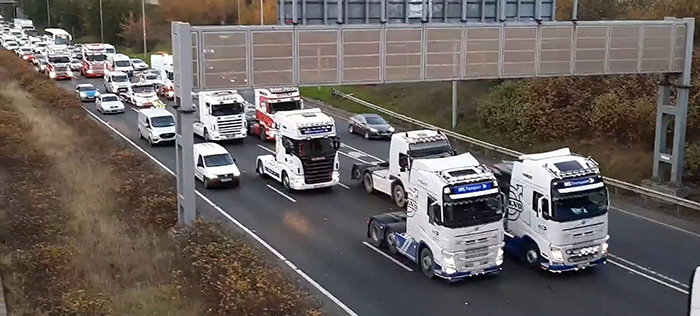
[256,161,267,178]
[386,231,398,255]
[392,183,406,208]
[369,220,383,248]
[282,172,293,192]
[419,248,436,279]
[523,241,541,268]
[363,172,374,193]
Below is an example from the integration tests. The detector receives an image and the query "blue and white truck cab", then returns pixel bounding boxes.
[366,152,505,281]
[491,148,610,273]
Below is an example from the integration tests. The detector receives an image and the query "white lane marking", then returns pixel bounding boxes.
[610,206,700,239]
[608,259,689,294]
[362,241,414,272]
[340,143,383,161]
[256,144,275,154]
[266,184,297,203]
[608,254,689,288]
[338,182,350,189]
[338,151,371,164]
[80,106,358,316]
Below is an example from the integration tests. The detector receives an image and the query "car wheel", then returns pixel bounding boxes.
[364,131,370,140]
[348,124,354,134]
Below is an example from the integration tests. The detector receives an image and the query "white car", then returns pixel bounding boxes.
[69,59,82,71]
[96,94,125,114]
[194,142,241,188]
[131,58,148,72]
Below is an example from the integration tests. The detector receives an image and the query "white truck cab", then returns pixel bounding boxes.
[106,53,133,76]
[103,43,116,58]
[193,90,247,142]
[194,142,241,189]
[366,153,505,281]
[351,130,456,208]
[137,108,176,146]
[491,148,609,272]
[256,108,341,191]
[691,266,700,316]
[104,71,131,94]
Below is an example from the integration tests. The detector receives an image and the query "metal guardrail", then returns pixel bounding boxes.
[329,88,700,213]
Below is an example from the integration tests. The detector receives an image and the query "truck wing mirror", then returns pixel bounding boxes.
[538,196,551,219]
[691,266,700,316]
[429,202,441,225]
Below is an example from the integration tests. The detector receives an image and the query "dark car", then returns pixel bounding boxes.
[348,113,395,139]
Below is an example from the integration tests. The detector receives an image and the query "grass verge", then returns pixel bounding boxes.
[0,50,324,316]
[300,84,654,185]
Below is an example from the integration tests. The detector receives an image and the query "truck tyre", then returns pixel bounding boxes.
[419,247,436,279]
[369,220,383,248]
[524,241,541,268]
[282,171,293,192]
[386,231,398,255]
[256,161,267,178]
[392,183,406,208]
[363,172,374,193]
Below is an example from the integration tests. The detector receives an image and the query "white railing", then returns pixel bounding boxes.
[325,88,700,213]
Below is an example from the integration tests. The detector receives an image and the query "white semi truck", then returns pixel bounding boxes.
[691,266,700,316]
[365,152,505,281]
[350,130,456,208]
[491,148,609,272]
[256,108,341,191]
[193,90,247,142]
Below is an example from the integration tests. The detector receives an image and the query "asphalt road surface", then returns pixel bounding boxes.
[53,74,700,316]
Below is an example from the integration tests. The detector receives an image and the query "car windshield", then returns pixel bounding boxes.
[270,100,302,113]
[48,56,70,63]
[20,47,31,52]
[297,138,335,157]
[78,86,96,91]
[55,35,70,46]
[203,154,234,167]
[101,96,118,102]
[112,75,129,83]
[132,59,144,64]
[86,54,105,61]
[151,115,175,127]
[132,85,155,94]
[210,102,244,116]
[441,194,503,228]
[364,115,387,125]
[144,74,158,80]
[408,139,454,159]
[115,60,131,67]
[105,48,115,54]
[551,188,608,222]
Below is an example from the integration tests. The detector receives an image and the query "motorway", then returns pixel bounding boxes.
[55,75,700,316]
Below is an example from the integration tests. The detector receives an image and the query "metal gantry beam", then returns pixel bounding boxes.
[172,17,695,223]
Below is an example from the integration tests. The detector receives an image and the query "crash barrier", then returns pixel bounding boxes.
[328,88,700,214]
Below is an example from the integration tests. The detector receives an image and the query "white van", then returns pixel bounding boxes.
[137,108,176,146]
[193,142,241,188]
[107,53,133,76]
[103,71,130,94]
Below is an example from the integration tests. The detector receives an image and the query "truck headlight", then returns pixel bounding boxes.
[550,246,564,262]
[601,242,609,255]
[441,251,456,268]
[496,248,504,266]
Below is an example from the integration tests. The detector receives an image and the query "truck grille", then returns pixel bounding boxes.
[217,118,244,136]
[301,153,335,184]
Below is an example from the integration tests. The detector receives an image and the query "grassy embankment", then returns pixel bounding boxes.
[0,50,324,315]
[301,82,657,186]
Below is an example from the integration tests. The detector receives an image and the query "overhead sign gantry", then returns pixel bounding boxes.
[171,17,694,225]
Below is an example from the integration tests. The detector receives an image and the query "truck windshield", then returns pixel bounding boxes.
[204,154,234,167]
[132,85,155,94]
[48,56,70,63]
[211,102,244,116]
[115,60,131,67]
[296,138,335,157]
[86,54,106,61]
[270,100,301,113]
[112,75,129,83]
[151,116,175,127]
[408,140,453,159]
[55,34,70,46]
[106,48,116,54]
[551,188,608,222]
[442,194,503,228]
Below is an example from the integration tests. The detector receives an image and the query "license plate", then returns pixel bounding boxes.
[220,178,232,182]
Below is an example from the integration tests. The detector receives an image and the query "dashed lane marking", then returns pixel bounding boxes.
[362,241,414,272]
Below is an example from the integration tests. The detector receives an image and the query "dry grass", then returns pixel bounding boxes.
[0,51,324,315]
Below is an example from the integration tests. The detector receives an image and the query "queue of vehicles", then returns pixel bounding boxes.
[1,23,624,286]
